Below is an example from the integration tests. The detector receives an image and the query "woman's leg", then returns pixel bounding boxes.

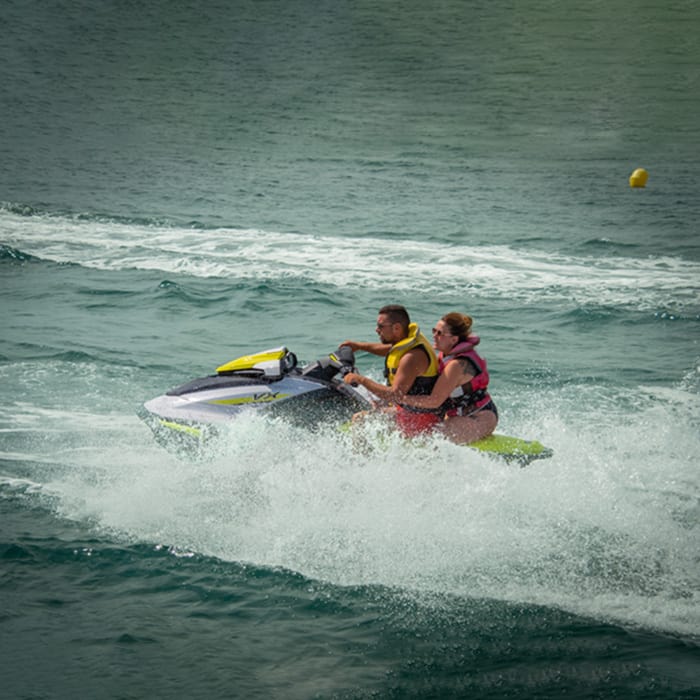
[439,409,498,444]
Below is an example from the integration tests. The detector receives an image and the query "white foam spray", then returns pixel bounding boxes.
[3,377,697,639]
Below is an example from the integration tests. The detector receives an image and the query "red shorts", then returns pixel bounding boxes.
[395,406,441,437]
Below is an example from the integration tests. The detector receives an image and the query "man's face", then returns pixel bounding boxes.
[375,314,401,344]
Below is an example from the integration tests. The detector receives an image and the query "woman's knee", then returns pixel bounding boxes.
[442,410,497,443]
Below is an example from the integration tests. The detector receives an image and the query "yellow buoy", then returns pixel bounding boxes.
[629,168,648,188]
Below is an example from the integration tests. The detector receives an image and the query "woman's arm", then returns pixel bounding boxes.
[389,359,473,410]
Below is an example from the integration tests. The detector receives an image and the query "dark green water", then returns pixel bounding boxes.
[1,1,699,697]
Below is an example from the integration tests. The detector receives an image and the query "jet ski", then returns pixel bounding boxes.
[139,345,369,454]
[140,345,553,465]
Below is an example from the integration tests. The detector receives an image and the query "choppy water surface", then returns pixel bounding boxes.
[1,1,699,697]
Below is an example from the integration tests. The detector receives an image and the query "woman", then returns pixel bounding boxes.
[343,312,498,443]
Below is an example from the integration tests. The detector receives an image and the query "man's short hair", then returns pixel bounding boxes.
[378,304,410,331]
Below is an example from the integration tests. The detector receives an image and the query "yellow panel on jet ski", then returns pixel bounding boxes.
[216,347,287,374]
[208,393,290,405]
[466,433,553,464]
[338,422,551,465]
[158,419,203,438]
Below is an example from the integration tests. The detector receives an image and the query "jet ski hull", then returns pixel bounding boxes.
[143,374,364,425]
[140,345,370,456]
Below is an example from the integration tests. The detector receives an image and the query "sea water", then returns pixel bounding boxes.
[1,1,699,697]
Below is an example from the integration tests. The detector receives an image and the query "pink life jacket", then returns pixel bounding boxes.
[437,335,492,416]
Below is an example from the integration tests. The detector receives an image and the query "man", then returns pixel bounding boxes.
[341,305,441,436]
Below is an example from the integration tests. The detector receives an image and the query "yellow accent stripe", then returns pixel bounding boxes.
[158,419,202,437]
[468,433,548,455]
[339,422,550,458]
[208,393,290,405]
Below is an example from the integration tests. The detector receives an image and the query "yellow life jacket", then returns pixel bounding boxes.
[384,323,438,396]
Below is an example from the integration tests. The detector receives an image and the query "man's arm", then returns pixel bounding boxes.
[339,340,391,357]
[389,347,430,397]
[344,347,429,402]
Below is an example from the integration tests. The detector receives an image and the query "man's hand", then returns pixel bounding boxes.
[343,372,361,386]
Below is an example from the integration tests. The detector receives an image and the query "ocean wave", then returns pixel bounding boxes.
[0,201,189,229]
[0,243,41,264]
[3,207,699,313]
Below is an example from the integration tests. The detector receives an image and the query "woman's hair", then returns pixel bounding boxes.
[441,312,473,342]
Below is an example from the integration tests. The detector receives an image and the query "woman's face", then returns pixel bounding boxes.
[432,320,458,353]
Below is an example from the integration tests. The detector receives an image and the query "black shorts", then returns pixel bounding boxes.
[459,399,498,419]
[480,400,498,419]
